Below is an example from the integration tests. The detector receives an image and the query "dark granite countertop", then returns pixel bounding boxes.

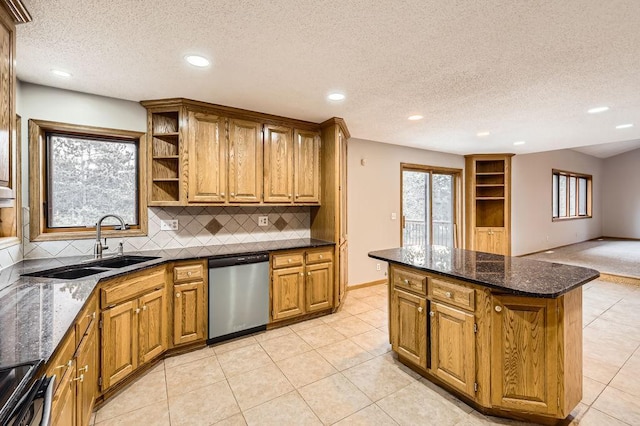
[0,238,333,368]
[368,246,599,298]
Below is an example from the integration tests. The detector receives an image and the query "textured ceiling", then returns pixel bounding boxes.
[15,0,640,156]
[573,138,640,158]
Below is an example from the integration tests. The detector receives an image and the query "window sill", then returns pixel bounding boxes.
[0,237,20,250]
[552,216,592,222]
[30,228,147,242]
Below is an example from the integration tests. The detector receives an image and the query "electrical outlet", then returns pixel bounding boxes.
[376,263,381,271]
[391,212,397,220]
[258,216,269,227]
[160,219,178,231]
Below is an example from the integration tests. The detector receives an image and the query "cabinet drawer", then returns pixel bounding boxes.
[306,249,333,264]
[174,263,204,283]
[392,267,427,295]
[429,278,475,311]
[272,252,304,269]
[101,267,165,307]
[75,295,97,344]
[46,330,76,393]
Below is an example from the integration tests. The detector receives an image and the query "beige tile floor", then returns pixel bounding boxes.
[93,279,640,426]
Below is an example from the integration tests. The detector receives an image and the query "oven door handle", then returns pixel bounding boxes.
[38,376,56,426]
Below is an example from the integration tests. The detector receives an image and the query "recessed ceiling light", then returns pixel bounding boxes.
[408,115,423,121]
[51,69,71,78]
[476,131,490,137]
[587,106,609,114]
[615,123,634,129]
[513,141,526,146]
[184,55,210,67]
[327,93,345,101]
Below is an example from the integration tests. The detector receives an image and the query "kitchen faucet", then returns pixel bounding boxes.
[94,214,129,258]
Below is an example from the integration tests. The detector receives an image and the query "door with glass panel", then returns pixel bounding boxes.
[401,165,459,248]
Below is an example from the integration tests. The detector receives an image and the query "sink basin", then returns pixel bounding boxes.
[23,266,109,280]
[92,255,159,269]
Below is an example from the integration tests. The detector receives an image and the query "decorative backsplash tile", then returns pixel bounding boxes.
[0,243,22,270]
[21,206,311,260]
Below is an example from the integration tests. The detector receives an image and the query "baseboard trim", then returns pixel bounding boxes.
[517,236,608,257]
[347,279,387,291]
[598,272,640,286]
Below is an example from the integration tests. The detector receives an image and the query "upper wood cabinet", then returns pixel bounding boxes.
[264,125,293,203]
[294,130,321,203]
[229,119,262,202]
[187,110,227,203]
[142,99,324,207]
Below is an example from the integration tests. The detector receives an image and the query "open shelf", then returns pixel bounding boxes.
[152,112,179,134]
[476,199,505,227]
[476,160,505,174]
[150,110,181,204]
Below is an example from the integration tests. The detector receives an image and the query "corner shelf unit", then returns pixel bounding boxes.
[465,154,513,255]
[148,108,182,205]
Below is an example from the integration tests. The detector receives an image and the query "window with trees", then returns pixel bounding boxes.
[29,120,147,241]
[552,169,592,220]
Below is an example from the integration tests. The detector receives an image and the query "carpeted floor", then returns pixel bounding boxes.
[524,238,640,278]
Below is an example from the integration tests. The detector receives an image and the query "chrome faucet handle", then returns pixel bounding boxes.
[113,223,130,230]
[102,238,109,251]
[117,241,124,256]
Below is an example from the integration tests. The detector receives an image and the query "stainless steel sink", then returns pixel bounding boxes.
[91,255,159,268]
[22,255,160,280]
[22,266,110,279]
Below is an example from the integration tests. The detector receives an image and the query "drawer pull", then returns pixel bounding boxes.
[319,255,323,259]
[288,259,292,263]
[55,360,72,370]
[72,374,84,383]
[403,279,409,284]
[445,291,452,298]
[495,306,502,312]
[78,365,89,373]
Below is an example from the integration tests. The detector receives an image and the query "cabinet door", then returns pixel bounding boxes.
[139,288,167,364]
[293,130,320,203]
[101,300,138,390]
[0,18,12,188]
[229,119,262,202]
[272,265,305,320]
[491,295,558,415]
[174,281,205,346]
[264,125,293,203]
[76,322,98,426]
[52,365,76,426]
[391,288,427,369]
[187,111,227,203]
[430,302,475,396]
[339,129,348,244]
[489,228,507,255]
[305,262,333,313]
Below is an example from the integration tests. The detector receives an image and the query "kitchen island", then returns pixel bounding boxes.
[368,245,599,424]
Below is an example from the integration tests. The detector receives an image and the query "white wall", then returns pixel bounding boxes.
[511,149,603,255]
[602,147,640,238]
[347,138,464,286]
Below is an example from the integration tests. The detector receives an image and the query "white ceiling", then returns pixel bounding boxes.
[15,0,640,156]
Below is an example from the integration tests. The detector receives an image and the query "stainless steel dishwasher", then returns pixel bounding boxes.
[208,253,270,344]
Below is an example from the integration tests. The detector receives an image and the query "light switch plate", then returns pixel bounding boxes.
[391,213,397,220]
[258,216,269,227]
[160,219,178,231]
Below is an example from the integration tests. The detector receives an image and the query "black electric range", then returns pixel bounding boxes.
[0,360,54,426]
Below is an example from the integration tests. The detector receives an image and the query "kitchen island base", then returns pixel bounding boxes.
[367,248,598,425]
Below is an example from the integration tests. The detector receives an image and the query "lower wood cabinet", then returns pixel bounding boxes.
[490,294,558,415]
[430,302,475,396]
[390,287,427,369]
[271,248,333,322]
[173,261,207,346]
[474,228,507,255]
[101,265,167,391]
[49,295,99,426]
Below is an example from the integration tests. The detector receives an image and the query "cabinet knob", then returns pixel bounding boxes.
[417,306,423,313]
[429,311,435,317]
[495,305,502,312]
[299,272,304,277]
[176,292,181,298]
[231,192,235,196]
[403,279,409,284]
[135,308,140,314]
[296,194,299,197]
[142,305,147,311]
[187,271,192,276]
[288,193,292,197]
[288,258,292,263]
[445,291,452,298]
[319,255,323,259]
[221,192,225,196]
[307,272,311,276]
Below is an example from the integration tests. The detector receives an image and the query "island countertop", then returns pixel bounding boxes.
[368,246,599,298]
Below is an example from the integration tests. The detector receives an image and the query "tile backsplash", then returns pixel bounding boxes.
[21,206,311,260]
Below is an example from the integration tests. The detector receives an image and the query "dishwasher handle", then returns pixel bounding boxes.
[208,253,270,268]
